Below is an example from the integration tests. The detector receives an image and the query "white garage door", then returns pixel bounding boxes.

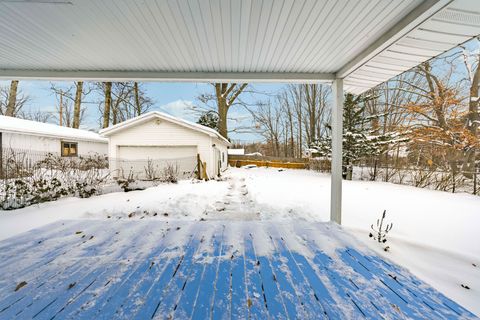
[117,146,197,180]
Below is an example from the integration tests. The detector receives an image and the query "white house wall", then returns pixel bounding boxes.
[1,132,107,155]
[107,118,221,178]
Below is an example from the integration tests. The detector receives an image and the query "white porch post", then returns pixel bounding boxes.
[330,78,344,224]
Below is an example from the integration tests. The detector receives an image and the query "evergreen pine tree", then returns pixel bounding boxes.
[311,93,407,179]
[197,111,219,130]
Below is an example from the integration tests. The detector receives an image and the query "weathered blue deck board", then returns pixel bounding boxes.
[190,226,226,320]
[338,248,423,318]
[10,223,155,320]
[0,220,476,320]
[0,221,125,298]
[242,233,270,319]
[230,245,248,320]
[210,240,233,319]
[289,251,344,318]
[151,225,207,319]
[344,248,440,317]
[130,230,199,319]
[345,248,472,319]
[99,225,179,318]
[0,222,127,314]
[59,224,175,319]
[360,251,472,317]
[0,220,110,268]
[174,225,223,319]
[275,226,366,319]
[0,221,85,262]
[108,229,188,320]
[297,231,400,318]
[0,224,102,287]
[310,248,391,319]
[5,257,109,319]
[248,233,288,319]
[265,229,307,319]
[0,228,120,305]
[268,229,328,319]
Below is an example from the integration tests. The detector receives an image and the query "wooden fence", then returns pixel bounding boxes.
[228,155,309,169]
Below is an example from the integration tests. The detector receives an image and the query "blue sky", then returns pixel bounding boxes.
[2,80,285,142]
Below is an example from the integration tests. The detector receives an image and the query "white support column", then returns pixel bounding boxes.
[330,78,344,224]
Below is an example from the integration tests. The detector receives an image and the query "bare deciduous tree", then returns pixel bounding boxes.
[19,109,52,123]
[51,82,92,128]
[0,81,30,117]
[97,82,153,126]
[251,100,283,156]
[198,83,248,139]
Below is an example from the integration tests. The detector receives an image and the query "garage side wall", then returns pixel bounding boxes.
[1,132,107,155]
[215,140,228,172]
[107,118,214,178]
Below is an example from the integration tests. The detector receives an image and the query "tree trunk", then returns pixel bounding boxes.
[217,85,228,138]
[298,104,302,156]
[112,98,122,125]
[72,81,83,128]
[290,118,294,157]
[133,82,141,116]
[305,84,317,144]
[5,80,19,117]
[103,82,112,128]
[214,83,247,139]
[59,90,63,126]
[462,56,480,177]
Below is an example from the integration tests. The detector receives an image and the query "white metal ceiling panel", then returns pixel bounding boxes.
[0,0,421,74]
[345,0,480,94]
[0,0,478,94]
[397,37,454,51]
[389,43,444,57]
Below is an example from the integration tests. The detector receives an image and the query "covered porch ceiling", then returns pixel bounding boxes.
[0,0,478,94]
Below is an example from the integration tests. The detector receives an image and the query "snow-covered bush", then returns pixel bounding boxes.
[308,158,331,173]
[1,149,34,179]
[0,150,109,210]
[144,159,161,181]
[161,162,179,183]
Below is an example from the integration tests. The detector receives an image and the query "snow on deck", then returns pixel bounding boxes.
[0,220,475,319]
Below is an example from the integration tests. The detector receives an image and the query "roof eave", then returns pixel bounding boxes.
[1,128,107,143]
[100,111,231,145]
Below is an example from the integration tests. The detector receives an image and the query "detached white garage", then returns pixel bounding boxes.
[100,111,230,180]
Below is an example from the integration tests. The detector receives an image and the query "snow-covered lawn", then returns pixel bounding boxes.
[0,167,478,315]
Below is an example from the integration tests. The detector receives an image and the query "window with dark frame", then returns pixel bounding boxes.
[61,141,78,157]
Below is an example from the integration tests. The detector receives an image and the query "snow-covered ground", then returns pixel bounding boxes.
[237,167,480,316]
[0,167,478,315]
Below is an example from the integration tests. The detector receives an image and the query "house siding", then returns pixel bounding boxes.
[1,132,107,155]
[214,138,229,172]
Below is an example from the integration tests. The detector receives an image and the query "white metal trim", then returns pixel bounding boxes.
[0,69,335,83]
[337,0,453,78]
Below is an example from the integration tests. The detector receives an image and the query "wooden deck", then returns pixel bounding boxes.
[0,220,475,319]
